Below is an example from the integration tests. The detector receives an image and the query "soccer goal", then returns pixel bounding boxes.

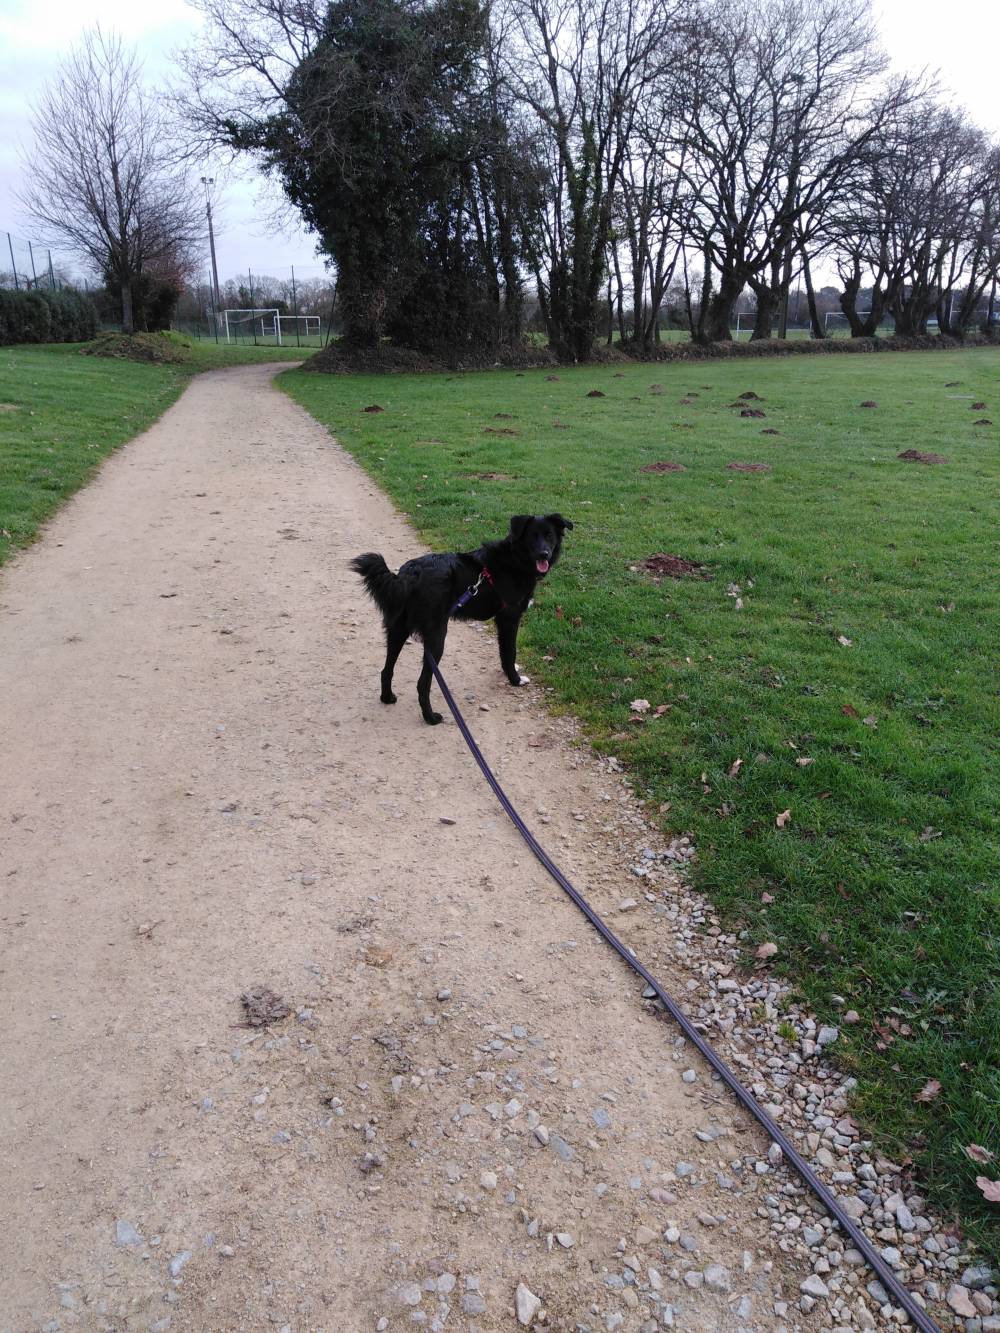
[222,308,282,344]
[277,314,322,342]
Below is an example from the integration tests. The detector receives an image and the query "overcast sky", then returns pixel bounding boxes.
[2,0,999,287]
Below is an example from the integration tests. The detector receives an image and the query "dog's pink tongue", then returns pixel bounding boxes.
[536,558,550,574]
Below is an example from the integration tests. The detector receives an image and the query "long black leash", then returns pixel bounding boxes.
[423,647,941,1333]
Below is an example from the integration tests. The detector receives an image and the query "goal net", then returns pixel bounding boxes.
[277,314,322,342]
[222,308,282,343]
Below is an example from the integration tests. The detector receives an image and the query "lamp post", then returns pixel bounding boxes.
[778,74,806,340]
[201,176,222,332]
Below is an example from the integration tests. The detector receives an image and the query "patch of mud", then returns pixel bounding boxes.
[897,449,948,464]
[639,461,686,473]
[859,400,878,408]
[740,408,766,418]
[727,461,772,473]
[483,426,518,436]
[635,553,711,579]
[362,404,385,414]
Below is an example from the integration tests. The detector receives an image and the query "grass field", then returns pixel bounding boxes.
[282,349,1000,1248]
[0,337,306,567]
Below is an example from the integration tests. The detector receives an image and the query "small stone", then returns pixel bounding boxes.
[800,1275,830,1299]
[396,1283,422,1307]
[480,1170,498,1190]
[115,1219,143,1248]
[461,1293,487,1315]
[817,1025,840,1046]
[635,1225,657,1245]
[681,1070,697,1084]
[169,1251,193,1279]
[516,1283,541,1326]
[555,1232,574,1248]
[533,1125,549,1145]
[592,1107,612,1129]
[619,898,639,911]
[683,1271,704,1289]
[219,1245,235,1258]
[703,1264,731,1293]
[947,1285,977,1318]
[437,1274,456,1294]
[377,1321,389,1332]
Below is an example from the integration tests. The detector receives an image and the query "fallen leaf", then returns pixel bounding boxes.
[761,892,774,903]
[976,1176,1000,1203]
[654,703,670,716]
[796,757,814,767]
[842,704,859,718]
[966,1144,995,1165]
[728,758,743,777]
[756,941,778,959]
[915,1079,941,1102]
[630,698,651,713]
[837,634,853,647]
[775,809,791,828]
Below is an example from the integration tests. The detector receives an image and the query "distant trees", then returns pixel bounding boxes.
[179,0,1000,358]
[21,29,201,333]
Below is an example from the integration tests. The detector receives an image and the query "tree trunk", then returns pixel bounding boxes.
[750,288,778,340]
[800,245,825,338]
[699,270,744,343]
[120,278,134,334]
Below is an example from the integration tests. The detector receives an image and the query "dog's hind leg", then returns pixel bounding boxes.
[380,617,408,704]
[416,628,446,725]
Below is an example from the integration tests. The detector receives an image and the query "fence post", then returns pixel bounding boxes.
[28,241,38,287]
[291,266,300,347]
[47,250,55,291]
[7,233,19,290]
[248,269,257,345]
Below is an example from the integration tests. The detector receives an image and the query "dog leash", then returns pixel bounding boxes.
[453,565,506,613]
[422,643,942,1333]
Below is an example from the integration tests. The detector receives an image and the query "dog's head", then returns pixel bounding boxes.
[508,513,573,577]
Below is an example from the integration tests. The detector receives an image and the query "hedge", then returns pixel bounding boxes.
[0,287,98,347]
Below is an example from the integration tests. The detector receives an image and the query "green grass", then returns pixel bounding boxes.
[281,350,1000,1250]
[0,338,307,567]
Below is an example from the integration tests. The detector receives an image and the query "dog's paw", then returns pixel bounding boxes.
[423,711,443,725]
[380,691,397,705]
[515,673,531,686]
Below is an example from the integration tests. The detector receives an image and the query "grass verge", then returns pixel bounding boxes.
[281,349,1000,1250]
[0,337,306,568]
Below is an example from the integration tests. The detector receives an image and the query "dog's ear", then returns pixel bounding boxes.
[546,512,574,532]
[508,514,532,542]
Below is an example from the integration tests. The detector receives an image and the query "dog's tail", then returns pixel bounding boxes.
[350,553,409,622]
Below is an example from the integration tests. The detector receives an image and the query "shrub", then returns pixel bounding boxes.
[0,287,98,346]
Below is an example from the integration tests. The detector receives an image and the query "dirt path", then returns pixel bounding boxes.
[2,363,822,1333]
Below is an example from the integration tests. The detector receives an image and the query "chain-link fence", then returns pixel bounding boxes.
[174,264,340,346]
[0,230,68,291]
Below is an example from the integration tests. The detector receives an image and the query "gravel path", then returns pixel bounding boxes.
[0,363,992,1333]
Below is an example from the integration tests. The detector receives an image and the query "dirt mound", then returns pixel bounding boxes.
[362,404,385,413]
[898,449,948,464]
[971,401,987,410]
[80,332,188,365]
[738,391,763,400]
[740,408,766,418]
[302,343,447,374]
[586,389,606,398]
[761,428,780,435]
[859,400,878,408]
[483,426,518,436]
[727,461,772,473]
[637,553,711,579]
[639,460,686,473]
[973,418,993,426]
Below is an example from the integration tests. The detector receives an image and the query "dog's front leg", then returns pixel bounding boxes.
[497,612,528,686]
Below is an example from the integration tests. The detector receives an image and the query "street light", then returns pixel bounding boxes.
[201,176,222,330]
[779,74,806,341]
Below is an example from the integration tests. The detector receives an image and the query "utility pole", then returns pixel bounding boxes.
[201,176,222,330]
[778,74,805,340]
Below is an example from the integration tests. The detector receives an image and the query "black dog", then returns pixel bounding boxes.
[351,513,572,725]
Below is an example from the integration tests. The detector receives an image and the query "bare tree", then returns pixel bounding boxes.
[20,29,201,333]
[496,0,677,361]
[665,0,911,342]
